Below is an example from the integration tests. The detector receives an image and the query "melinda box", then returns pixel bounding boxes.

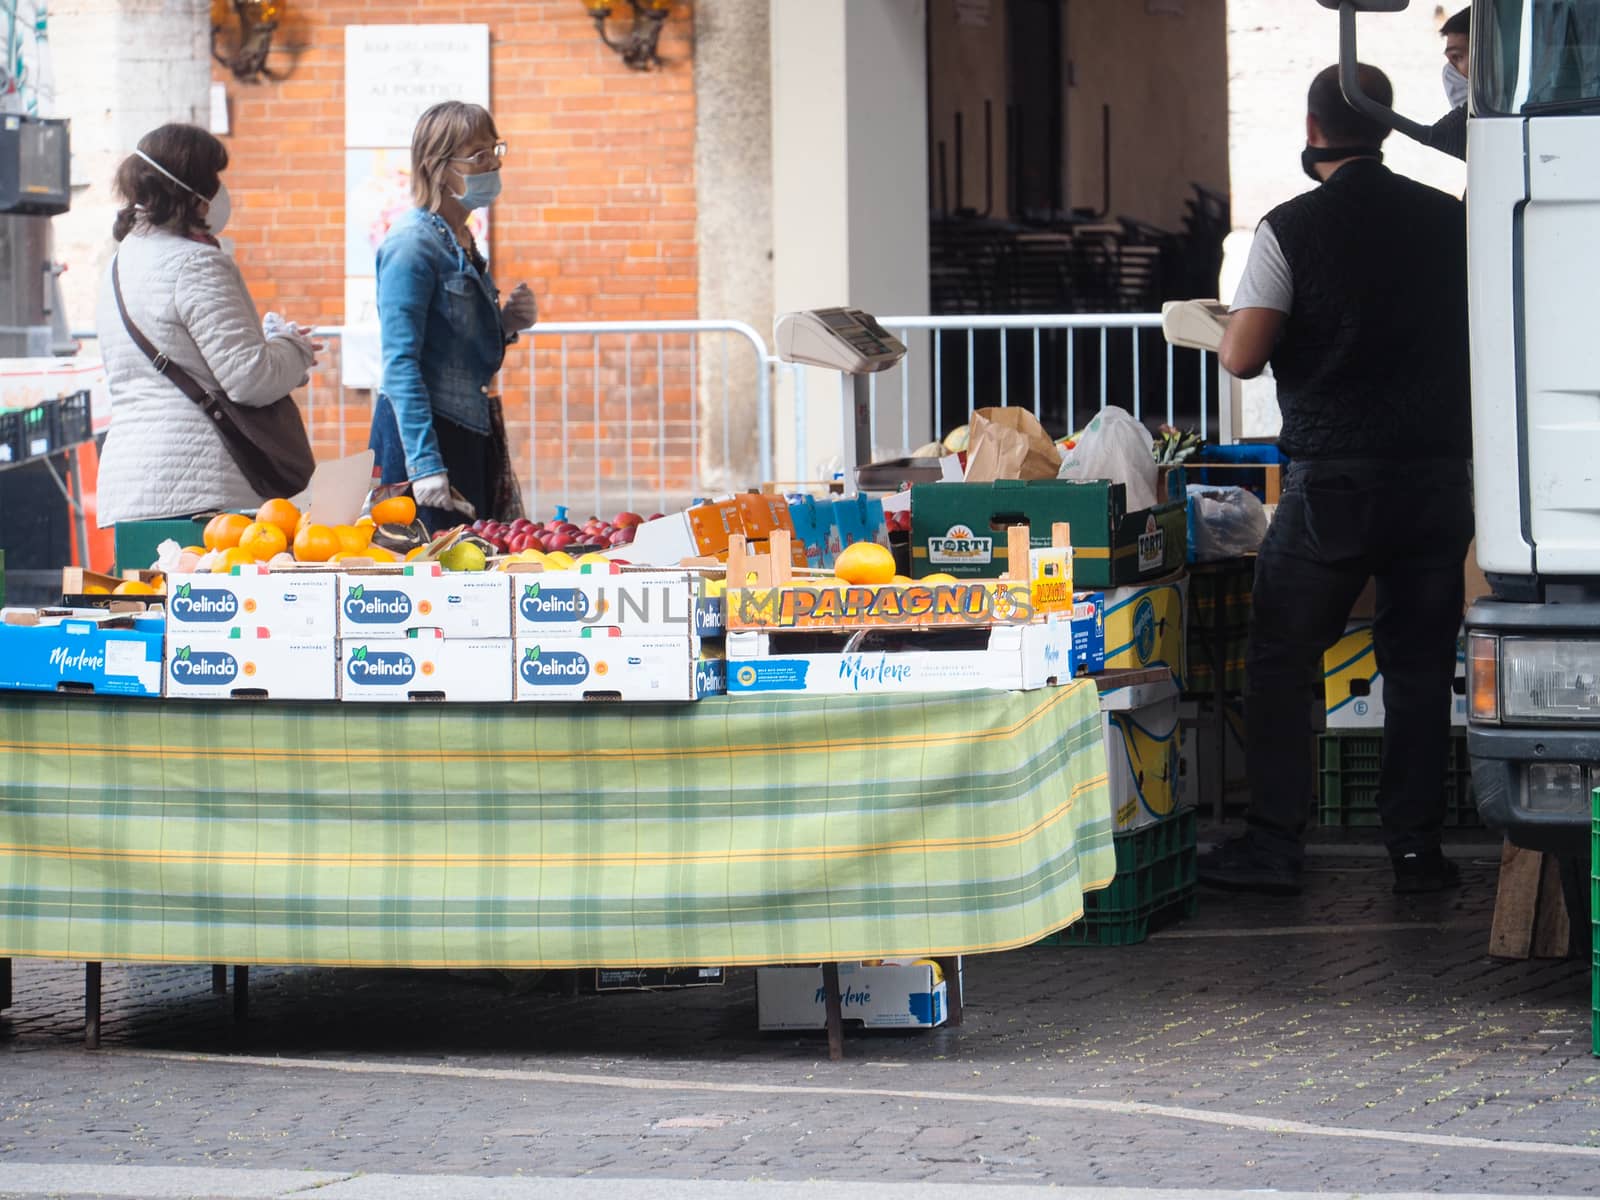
[336,568,512,639]
[165,570,337,636]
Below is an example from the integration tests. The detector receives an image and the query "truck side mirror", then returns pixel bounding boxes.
[1322,0,1434,142]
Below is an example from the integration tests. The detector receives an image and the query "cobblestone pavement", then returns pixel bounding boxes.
[2,835,1596,1195]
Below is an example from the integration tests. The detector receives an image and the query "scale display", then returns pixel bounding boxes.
[775,307,907,374]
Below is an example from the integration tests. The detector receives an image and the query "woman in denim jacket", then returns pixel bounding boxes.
[368,100,537,528]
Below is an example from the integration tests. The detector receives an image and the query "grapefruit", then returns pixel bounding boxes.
[834,542,896,585]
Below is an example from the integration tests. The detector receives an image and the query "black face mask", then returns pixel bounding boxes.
[1301,144,1384,183]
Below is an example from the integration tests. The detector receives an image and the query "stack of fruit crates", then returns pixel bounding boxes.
[1318,730,1479,828]
[1038,807,1197,947]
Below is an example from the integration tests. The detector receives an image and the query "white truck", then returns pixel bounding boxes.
[1329,0,1600,920]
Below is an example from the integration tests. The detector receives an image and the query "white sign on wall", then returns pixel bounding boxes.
[345,24,490,150]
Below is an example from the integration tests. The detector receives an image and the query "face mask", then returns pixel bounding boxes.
[452,167,502,211]
[1301,144,1383,183]
[1443,61,1470,109]
[204,183,231,236]
[134,149,229,232]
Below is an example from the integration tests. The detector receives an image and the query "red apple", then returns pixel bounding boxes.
[647,512,665,522]
[608,528,632,546]
[614,511,643,528]
[548,532,574,550]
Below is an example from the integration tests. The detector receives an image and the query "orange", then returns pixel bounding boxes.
[255,497,301,542]
[83,584,110,595]
[203,512,251,551]
[404,546,429,562]
[181,544,207,556]
[334,524,372,554]
[112,579,156,595]
[834,542,896,585]
[147,574,166,593]
[212,546,257,573]
[238,521,288,562]
[354,515,375,529]
[922,572,959,584]
[293,523,340,563]
[370,495,417,526]
[364,545,399,563]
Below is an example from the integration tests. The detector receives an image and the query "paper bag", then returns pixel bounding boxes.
[962,407,1063,482]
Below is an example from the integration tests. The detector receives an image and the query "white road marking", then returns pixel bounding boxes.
[109,1048,1600,1160]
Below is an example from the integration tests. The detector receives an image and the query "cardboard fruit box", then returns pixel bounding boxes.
[166,631,337,701]
[756,961,954,1031]
[909,479,1186,588]
[0,607,164,697]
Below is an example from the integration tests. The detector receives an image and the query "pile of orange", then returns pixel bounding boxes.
[205,498,398,572]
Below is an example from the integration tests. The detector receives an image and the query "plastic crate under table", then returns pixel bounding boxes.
[1318,730,1479,828]
[1039,807,1197,947]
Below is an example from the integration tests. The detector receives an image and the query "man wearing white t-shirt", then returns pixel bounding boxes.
[1198,64,1473,897]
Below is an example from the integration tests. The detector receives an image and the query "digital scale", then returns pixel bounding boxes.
[774,307,908,488]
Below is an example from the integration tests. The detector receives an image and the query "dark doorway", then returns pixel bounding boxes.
[1007,0,1064,222]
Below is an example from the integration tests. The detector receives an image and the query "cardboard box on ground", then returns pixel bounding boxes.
[756,960,957,1031]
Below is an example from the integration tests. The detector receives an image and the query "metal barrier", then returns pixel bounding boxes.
[77,311,1224,514]
[864,314,1226,457]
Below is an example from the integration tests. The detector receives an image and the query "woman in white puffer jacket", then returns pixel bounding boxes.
[94,124,318,526]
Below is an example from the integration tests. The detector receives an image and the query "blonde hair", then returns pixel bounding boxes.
[410,101,499,212]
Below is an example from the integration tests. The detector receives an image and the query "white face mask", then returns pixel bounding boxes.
[204,183,231,236]
[134,148,229,234]
[1443,61,1469,108]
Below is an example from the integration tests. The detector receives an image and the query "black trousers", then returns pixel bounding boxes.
[1244,458,1474,860]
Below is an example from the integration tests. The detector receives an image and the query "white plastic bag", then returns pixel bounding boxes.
[1056,407,1159,510]
[1186,484,1268,562]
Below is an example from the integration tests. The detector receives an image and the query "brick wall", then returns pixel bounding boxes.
[214,0,698,519]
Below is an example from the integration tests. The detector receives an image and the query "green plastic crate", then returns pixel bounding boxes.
[1318,730,1479,828]
[1038,807,1197,947]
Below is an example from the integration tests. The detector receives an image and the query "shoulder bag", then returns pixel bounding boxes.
[111,257,316,499]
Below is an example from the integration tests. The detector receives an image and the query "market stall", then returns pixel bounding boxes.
[0,683,1114,1054]
[0,307,1222,1057]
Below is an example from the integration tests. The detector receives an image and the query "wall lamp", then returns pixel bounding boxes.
[211,0,285,82]
[582,0,673,71]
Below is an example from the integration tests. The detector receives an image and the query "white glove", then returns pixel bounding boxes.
[500,283,538,335]
[411,472,476,518]
[263,312,317,359]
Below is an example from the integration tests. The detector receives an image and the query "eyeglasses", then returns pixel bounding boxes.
[451,142,508,168]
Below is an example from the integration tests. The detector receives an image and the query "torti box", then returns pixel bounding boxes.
[910,479,1186,588]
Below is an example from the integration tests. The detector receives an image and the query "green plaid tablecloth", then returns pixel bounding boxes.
[0,683,1113,969]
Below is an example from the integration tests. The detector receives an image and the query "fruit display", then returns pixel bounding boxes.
[468,510,658,558]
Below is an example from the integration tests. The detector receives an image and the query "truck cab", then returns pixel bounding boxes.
[1331,0,1600,885]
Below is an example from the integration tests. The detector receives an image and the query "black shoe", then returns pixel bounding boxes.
[1392,849,1461,894]
[1198,834,1303,895]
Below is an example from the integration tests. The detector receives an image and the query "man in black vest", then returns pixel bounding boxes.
[1199,63,1473,896]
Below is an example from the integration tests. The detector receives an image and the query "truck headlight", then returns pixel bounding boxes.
[1500,638,1600,724]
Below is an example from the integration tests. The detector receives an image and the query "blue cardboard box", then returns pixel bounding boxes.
[831,494,888,558]
[786,496,834,570]
[0,608,164,696]
[1073,591,1106,675]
